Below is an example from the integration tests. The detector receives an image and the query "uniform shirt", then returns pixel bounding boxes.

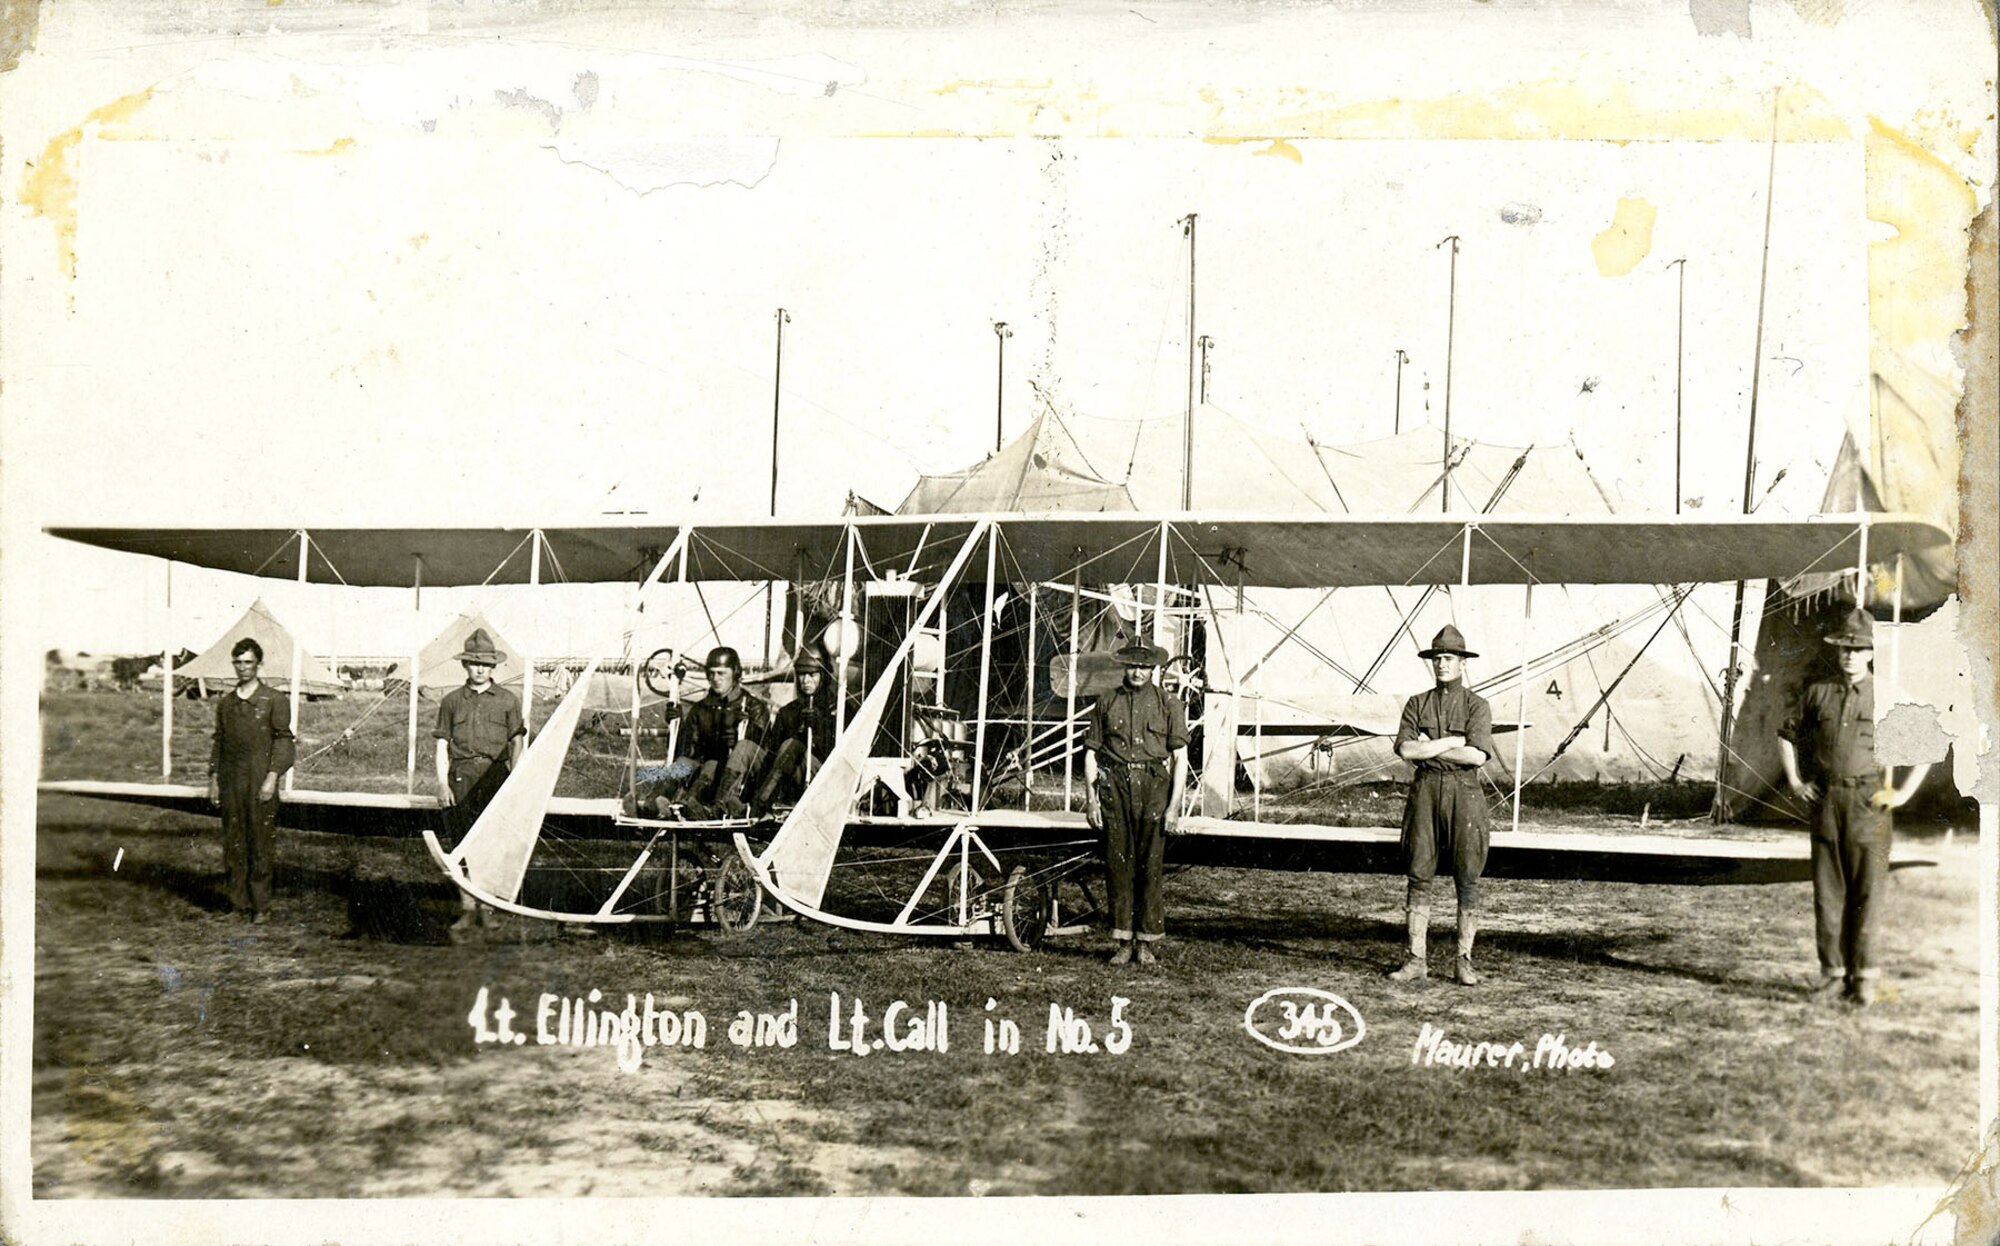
[679,687,772,764]
[210,683,297,779]
[1084,681,1189,765]
[434,683,525,765]
[1779,676,1878,782]
[1395,682,1496,774]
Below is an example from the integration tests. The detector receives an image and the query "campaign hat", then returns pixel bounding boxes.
[454,628,506,666]
[1824,609,1875,649]
[1113,641,1170,667]
[1417,625,1478,660]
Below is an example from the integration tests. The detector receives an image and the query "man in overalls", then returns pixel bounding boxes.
[1084,641,1189,967]
[1777,608,1929,1007]
[206,637,295,923]
[1388,625,1496,987]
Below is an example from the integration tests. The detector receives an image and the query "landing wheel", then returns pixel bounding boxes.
[1001,865,1053,953]
[945,863,995,932]
[712,850,763,934]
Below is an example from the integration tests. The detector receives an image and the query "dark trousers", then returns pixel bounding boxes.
[218,771,277,912]
[1101,761,1170,942]
[1401,770,1490,907]
[442,756,509,848]
[1811,781,1891,980]
[753,738,809,809]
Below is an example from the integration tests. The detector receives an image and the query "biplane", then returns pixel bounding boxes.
[42,510,1948,949]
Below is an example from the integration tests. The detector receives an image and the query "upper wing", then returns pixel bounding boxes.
[47,512,1950,589]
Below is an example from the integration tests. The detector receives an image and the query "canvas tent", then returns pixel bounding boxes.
[398,612,527,693]
[175,599,343,697]
[898,407,1734,796]
[1717,424,1964,820]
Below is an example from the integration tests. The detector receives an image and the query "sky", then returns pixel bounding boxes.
[9,127,1874,657]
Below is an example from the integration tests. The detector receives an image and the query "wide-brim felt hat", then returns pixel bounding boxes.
[454,627,506,665]
[1114,641,1170,667]
[1824,608,1875,649]
[1417,624,1478,659]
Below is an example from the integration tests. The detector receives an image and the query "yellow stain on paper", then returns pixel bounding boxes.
[1590,196,1656,276]
[1867,116,1979,353]
[293,136,356,157]
[1201,136,1302,163]
[930,79,1052,96]
[19,88,155,287]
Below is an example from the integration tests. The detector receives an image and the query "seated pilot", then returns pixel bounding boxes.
[631,645,771,819]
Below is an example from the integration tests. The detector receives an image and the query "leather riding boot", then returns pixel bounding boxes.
[1453,908,1480,985]
[1387,887,1429,983]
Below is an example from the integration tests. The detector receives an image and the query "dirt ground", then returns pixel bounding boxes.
[29,789,1983,1201]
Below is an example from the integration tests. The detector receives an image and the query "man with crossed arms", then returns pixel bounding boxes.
[1388,624,1496,987]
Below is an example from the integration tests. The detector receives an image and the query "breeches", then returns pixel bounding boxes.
[655,741,765,805]
[443,756,509,847]
[218,772,277,911]
[1100,763,1170,941]
[1812,785,1891,979]
[1401,770,1489,905]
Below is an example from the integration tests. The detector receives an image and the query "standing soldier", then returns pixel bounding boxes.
[434,628,525,936]
[1388,625,1496,987]
[206,637,295,924]
[1084,642,1190,967]
[1776,609,1929,1007]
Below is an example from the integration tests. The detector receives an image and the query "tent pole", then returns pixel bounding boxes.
[1704,90,1784,828]
[1854,515,1871,609]
[1181,213,1197,511]
[971,524,999,811]
[161,561,175,780]
[1511,583,1533,835]
[523,531,542,738]
[1438,233,1460,513]
[286,532,307,794]
[837,524,856,741]
[1229,560,1246,818]
[406,557,422,795]
[1065,557,1081,811]
[665,538,688,769]
[1025,579,1037,811]
[625,577,643,810]
[1252,655,1263,823]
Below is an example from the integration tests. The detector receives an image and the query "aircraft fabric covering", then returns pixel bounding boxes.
[451,658,600,903]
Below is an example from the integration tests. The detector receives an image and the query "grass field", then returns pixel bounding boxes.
[31,808,1982,1198]
[30,690,1985,1200]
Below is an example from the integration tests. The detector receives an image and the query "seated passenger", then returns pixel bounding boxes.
[750,648,841,814]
